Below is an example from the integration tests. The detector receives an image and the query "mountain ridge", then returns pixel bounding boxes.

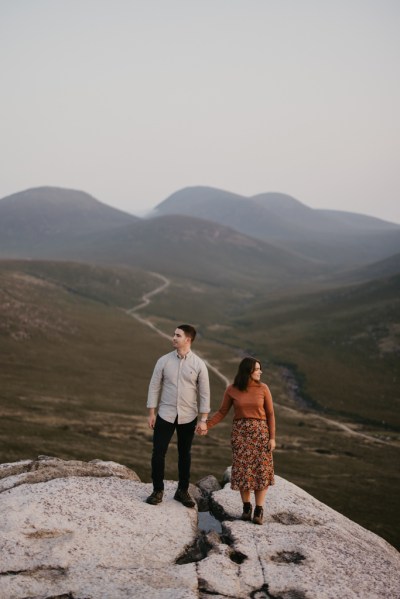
[1,185,399,283]
[56,213,326,291]
[0,186,137,257]
[154,186,400,265]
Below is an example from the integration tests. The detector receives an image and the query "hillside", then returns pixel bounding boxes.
[48,214,327,291]
[0,186,137,257]
[332,252,400,285]
[0,259,399,548]
[154,186,400,266]
[0,259,228,479]
[212,273,400,427]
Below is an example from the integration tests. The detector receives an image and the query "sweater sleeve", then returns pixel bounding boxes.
[264,385,276,439]
[207,387,233,429]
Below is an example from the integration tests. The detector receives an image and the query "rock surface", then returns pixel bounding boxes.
[0,456,399,599]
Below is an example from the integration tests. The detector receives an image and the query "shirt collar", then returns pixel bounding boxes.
[176,349,192,360]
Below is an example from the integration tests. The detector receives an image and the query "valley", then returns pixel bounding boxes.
[0,185,399,549]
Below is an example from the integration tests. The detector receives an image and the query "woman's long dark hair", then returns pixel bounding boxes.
[233,357,261,391]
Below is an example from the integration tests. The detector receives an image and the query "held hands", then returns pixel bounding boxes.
[196,421,208,436]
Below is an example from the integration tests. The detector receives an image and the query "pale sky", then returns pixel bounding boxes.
[1,0,399,223]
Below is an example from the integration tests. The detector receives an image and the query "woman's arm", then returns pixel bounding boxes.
[264,385,276,451]
[207,387,233,429]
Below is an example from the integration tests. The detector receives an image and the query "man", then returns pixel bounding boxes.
[146,324,210,508]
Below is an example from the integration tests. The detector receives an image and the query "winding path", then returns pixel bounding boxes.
[127,272,230,387]
[127,272,397,446]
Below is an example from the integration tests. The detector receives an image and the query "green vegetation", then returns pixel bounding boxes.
[0,259,399,550]
[230,274,400,428]
[138,272,400,549]
[0,260,227,482]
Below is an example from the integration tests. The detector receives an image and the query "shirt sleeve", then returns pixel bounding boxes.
[197,359,211,414]
[264,384,276,439]
[207,387,233,429]
[146,357,164,409]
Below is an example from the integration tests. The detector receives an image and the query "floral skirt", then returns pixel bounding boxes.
[230,418,275,491]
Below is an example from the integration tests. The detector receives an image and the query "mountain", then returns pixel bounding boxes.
[0,186,137,257]
[56,214,326,291]
[2,185,399,291]
[332,252,400,285]
[154,186,400,266]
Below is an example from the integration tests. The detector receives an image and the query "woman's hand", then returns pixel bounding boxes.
[196,421,208,436]
[268,439,276,452]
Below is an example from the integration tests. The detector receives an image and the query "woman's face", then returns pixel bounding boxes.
[250,362,262,382]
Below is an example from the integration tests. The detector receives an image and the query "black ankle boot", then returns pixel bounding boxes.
[241,502,252,521]
[253,505,264,525]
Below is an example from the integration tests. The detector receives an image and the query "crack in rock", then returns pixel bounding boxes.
[176,526,248,567]
[209,495,235,523]
[250,584,308,599]
[1,565,67,578]
[271,551,306,564]
[229,549,247,565]
[176,531,214,564]
[198,586,238,598]
[29,594,80,599]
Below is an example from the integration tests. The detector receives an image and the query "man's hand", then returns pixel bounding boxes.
[196,421,208,436]
[148,409,156,429]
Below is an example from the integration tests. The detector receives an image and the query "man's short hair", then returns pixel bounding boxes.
[177,324,197,343]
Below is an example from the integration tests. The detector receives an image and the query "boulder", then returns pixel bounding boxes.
[201,476,400,598]
[0,457,399,599]
[0,457,197,598]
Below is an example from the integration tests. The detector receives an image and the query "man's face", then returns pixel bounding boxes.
[173,328,191,352]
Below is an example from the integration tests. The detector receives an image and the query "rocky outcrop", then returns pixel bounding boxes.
[0,456,399,599]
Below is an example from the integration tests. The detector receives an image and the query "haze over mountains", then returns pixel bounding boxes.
[154,186,400,266]
[1,185,399,290]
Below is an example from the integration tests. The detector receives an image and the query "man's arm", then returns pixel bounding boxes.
[196,359,211,435]
[146,357,164,428]
[197,360,211,414]
[148,407,156,429]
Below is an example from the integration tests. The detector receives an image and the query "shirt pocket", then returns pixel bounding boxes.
[181,367,199,387]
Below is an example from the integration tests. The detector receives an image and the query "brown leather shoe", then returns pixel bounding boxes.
[253,506,264,525]
[241,502,252,521]
[173,488,195,508]
[146,490,164,505]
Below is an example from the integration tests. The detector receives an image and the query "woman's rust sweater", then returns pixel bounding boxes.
[207,380,276,439]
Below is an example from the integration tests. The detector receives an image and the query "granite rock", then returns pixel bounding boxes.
[200,476,400,599]
[0,458,399,599]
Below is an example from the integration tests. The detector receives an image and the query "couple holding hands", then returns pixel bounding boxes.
[145,324,276,525]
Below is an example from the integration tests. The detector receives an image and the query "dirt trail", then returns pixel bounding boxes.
[127,273,230,387]
[127,273,396,447]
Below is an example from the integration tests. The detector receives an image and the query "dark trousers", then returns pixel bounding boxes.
[151,414,197,492]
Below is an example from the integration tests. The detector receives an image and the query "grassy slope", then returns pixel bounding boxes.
[0,260,399,549]
[136,274,400,548]
[0,260,228,481]
[230,274,400,428]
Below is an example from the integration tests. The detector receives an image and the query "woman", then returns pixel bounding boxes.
[207,357,276,525]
